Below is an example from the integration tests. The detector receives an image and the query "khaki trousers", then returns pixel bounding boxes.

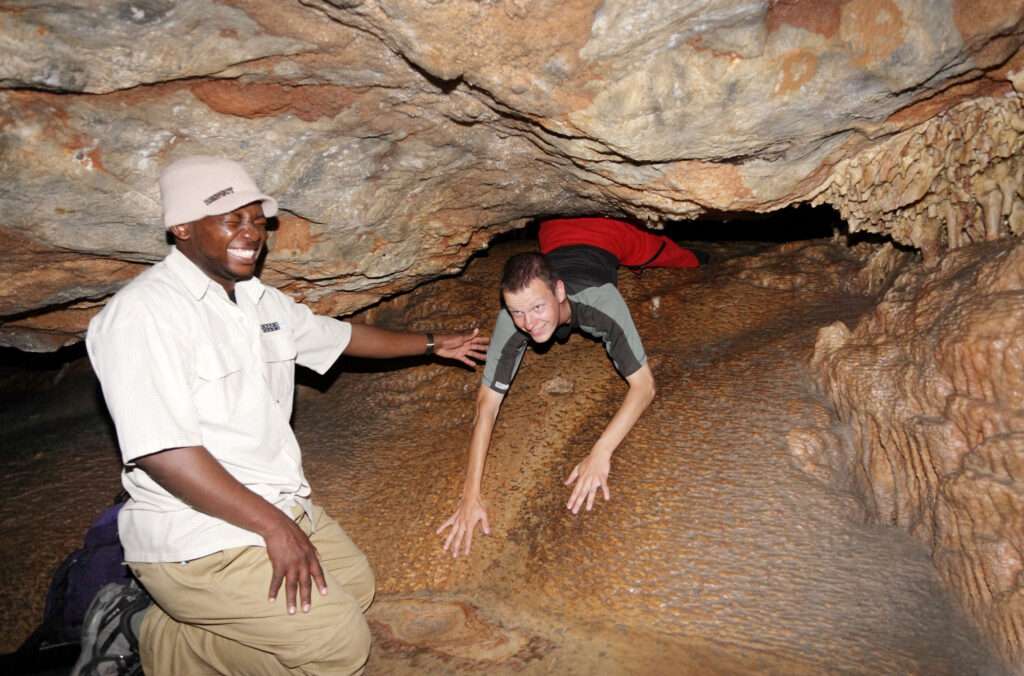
[130,504,374,676]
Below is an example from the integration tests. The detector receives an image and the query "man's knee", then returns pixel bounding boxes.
[349,558,376,613]
[337,612,372,670]
[325,546,375,613]
[292,605,372,675]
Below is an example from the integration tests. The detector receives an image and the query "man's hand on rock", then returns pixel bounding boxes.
[437,495,491,558]
[565,450,611,514]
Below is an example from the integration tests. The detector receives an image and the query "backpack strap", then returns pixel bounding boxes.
[634,238,667,268]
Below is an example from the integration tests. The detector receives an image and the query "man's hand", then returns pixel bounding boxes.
[562,364,654,515]
[437,496,491,558]
[434,328,489,366]
[263,514,328,615]
[565,450,611,514]
[135,446,330,614]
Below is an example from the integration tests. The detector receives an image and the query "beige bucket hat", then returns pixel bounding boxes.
[159,156,279,228]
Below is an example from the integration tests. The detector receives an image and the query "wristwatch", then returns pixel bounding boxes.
[425,332,435,355]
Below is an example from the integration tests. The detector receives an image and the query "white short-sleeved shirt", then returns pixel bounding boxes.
[86,247,351,563]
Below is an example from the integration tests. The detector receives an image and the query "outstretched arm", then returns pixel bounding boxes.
[437,385,504,557]
[344,324,488,365]
[565,362,656,513]
[135,446,325,616]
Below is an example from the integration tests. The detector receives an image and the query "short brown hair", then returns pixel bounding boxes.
[501,253,558,294]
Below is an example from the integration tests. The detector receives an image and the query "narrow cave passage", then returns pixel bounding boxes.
[300,209,1001,674]
[0,207,1004,675]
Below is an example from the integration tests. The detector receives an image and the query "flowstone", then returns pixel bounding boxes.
[813,238,1024,668]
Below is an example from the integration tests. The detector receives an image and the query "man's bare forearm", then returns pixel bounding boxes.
[138,445,328,611]
[344,324,489,365]
[344,323,430,358]
[462,386,503,498]
[437,385,504,556]
[563,364,656,513]
[135,445,291,538]
[590,363,656,459]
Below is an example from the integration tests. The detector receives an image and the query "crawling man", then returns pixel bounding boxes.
[439,217,704,556]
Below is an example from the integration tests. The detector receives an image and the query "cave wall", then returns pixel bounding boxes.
[2,0,1024,350]
[812,240,1024,667]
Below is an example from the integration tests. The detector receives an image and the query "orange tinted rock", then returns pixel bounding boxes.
[767,0,844,38]
[954,0,1024,45]
[191,81,360,122]
[841,0,906,68]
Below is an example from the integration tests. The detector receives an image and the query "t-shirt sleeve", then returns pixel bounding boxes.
[284,295,352,375]
[481,309,528,394]
[86,303,202,465]
[575,286,647,378]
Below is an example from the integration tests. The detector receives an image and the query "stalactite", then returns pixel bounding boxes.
[816,94,1024,260]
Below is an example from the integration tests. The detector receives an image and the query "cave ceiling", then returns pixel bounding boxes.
[1,0,1023,351]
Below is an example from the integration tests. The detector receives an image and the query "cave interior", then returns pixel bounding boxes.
[2,1,1024,674]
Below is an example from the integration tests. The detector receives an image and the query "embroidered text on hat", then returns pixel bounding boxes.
[204,187,235,206]
[159,156,278,229]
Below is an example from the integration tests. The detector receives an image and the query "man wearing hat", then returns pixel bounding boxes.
[80,156,488,675]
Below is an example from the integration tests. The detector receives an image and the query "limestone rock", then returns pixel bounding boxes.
[814,96,1024,261]
[812,238,1024,667]
[540,376,574,395]
[1,0,1023,353]
[0,0,312,93]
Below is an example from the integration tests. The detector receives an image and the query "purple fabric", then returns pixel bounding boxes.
[42,502,131,644]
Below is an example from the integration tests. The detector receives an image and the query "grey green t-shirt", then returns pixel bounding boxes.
[482,245,646,394]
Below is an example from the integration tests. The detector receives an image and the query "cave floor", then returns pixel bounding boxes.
[0,238,1003,674]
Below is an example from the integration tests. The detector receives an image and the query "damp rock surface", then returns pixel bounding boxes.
[310,238,999,673]
[0,238,1000,673]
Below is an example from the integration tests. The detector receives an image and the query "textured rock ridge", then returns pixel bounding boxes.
[812,240,1024,668]
[2,0,1024,349]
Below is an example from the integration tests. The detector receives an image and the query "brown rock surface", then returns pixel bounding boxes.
[2,1,1024,348]
[1,238,1002,673]
[813,238,1024,668]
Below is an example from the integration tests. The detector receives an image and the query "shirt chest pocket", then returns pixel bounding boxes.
[194,344,246,422]
[260,331,297,406]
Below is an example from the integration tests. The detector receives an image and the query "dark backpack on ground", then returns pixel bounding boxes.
[1,497,131,674]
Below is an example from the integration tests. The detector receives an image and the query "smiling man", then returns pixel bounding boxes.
[79,156,487,676]
[438,217,706,557]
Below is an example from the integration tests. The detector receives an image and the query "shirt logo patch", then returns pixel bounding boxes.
[203,186,235,205]
[261,322,281,333]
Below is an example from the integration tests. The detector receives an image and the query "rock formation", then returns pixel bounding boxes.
[815,95,1024,261]
[2,0,1023,350]
[812,239,1024,668]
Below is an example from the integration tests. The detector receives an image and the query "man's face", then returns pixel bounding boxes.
[504,277,566,343]
[172,202,267,293]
